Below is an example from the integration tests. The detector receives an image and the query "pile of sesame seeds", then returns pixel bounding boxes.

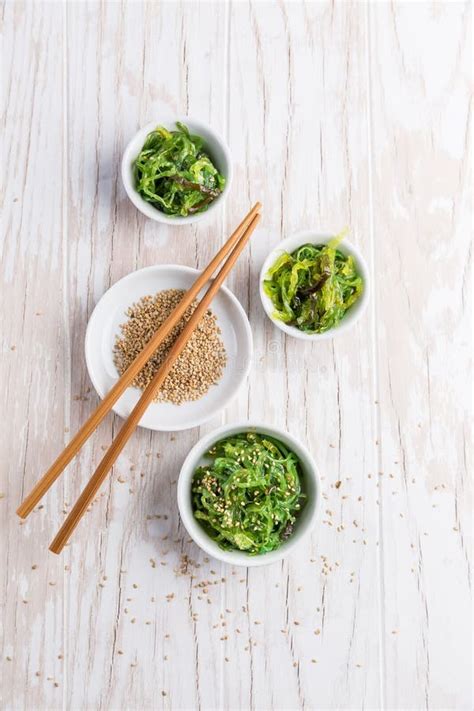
[113,289,227,405]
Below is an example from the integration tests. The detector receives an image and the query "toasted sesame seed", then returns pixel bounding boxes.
[113,289,227,404]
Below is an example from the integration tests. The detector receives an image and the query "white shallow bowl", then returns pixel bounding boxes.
[259,231,370,341]
[121,116,232,225]
[177,422,320,567]
[85,265,252,431]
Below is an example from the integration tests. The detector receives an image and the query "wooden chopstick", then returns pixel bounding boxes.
[49,212,261,554]
[16,202,261,520]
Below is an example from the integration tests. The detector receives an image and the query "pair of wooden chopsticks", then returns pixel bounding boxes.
[17,202,261,554]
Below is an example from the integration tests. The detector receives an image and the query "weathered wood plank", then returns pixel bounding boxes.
[1,2,67,708]
[369,2,472,709]
[63,2,228,709]
[224,1,380,709]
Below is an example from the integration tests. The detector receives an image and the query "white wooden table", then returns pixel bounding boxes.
[1,2,471,709]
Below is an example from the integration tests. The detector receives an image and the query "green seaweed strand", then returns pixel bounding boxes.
[191,433,305,555]
[133,122,226,217]
[263,232,363,334]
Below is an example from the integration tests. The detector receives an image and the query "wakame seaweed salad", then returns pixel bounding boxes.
[263,234,364,334]
[191,432,305,555]
[133,122,226,217]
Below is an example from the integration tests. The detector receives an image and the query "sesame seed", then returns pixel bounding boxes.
[113,289,227,405]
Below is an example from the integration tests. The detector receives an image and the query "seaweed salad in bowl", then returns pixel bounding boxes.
[177,423,319,566]
[122,118,232,224]
[191,432,305,555]
[260,230,369,340]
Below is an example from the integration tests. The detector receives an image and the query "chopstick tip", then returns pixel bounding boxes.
[16,505,28,520]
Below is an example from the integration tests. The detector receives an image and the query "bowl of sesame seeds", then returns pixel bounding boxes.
[177,422,320,566]
[85,265,253,431]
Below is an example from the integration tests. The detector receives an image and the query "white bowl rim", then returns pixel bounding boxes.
[84,264,253,431]
[177,421,320,567]
[259,230,370,341]
[121,115,233,225]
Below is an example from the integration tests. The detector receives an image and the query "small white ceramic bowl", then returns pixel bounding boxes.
[259,231,370,341]
[85,265,252,431]
[121,116,232,225]
[177,422,320,567]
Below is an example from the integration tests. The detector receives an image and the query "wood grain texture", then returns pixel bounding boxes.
[368,3,472,709]
[1,1,471,710]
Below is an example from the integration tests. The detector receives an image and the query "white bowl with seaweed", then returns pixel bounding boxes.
[177,422,320,567]
[259,231,370,340]
[121,116,232,225]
